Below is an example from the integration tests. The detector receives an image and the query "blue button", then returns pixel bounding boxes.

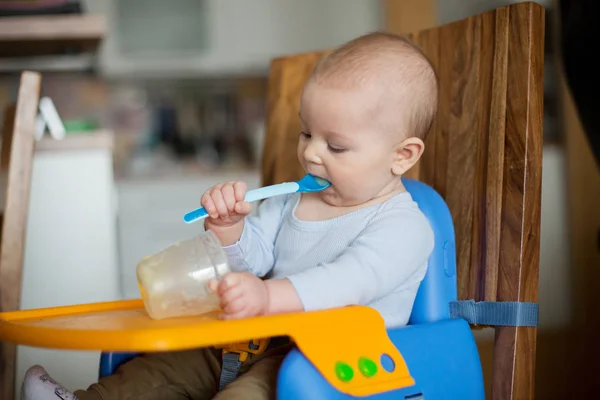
[443,240,456,277]
[380,354,395,372]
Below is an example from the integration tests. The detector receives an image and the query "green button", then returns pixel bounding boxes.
[358,357,378,377]
[335,362,354,382]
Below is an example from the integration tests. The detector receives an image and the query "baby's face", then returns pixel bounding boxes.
[298,82,403,207]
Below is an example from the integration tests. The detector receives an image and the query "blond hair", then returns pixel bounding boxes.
[308,32,438,140]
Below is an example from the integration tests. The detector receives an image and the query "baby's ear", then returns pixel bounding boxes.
[391,137,425,176]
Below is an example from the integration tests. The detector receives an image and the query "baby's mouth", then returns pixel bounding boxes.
[314,175,332,188]
[321,181,334,192]
[306,170,332,191]
[312,176,330,187]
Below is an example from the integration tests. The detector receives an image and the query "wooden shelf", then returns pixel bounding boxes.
[0,14,105,58]
[0,53,94,72]
[35,130,114,152]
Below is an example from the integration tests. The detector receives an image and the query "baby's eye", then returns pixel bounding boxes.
[327,144,346,154]
[300,131,311,139]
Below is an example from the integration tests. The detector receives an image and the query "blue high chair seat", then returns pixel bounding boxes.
[99,178,484,399]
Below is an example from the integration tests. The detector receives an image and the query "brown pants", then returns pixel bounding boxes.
[74,345,291,400]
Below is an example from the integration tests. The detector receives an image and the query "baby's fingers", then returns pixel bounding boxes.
[221,183,237,213]
[220,285,244,305]
[221,297,246,315]
[201,193,218,219]
[208,279,219,293]
[233,181,247,202]
[220,312,246,320]
[209,187,229,218]
[217,273,242,296]
[234,201,252,215]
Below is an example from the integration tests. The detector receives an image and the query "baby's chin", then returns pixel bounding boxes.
[318,188,365,207]
[316,185,340,201]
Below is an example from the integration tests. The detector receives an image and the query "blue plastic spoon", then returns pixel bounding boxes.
[183,174,331,224]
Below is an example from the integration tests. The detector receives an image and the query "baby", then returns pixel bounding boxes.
[21,31,438,400]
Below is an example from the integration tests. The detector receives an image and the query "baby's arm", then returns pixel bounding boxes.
[222,195,287,277]
[282,208,434,313]
[201,181,289,319]
[211,207,434,320]
[208,271,303,319]
[201,181,287,277]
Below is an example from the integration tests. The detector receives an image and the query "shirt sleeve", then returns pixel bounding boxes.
[222,194,289,277]
[286,207,434,311]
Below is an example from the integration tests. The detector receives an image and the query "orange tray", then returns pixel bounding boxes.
[0,299,414,396]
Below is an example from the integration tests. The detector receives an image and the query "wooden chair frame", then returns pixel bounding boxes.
[0,71,42,400]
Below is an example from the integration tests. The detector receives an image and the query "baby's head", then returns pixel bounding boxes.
[298,32,438,206]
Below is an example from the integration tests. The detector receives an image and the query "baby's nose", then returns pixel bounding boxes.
[303,145,322,164]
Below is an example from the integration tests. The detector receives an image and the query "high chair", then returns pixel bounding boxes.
[0,2,544,399]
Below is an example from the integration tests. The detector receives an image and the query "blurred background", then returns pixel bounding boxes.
[0,0,597,399]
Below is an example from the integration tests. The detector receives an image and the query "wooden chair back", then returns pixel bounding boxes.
[0,70,42,400]
[261,2,544,399]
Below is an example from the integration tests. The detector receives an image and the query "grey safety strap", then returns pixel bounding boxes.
[449,300,538,327]
[219,352,242,391]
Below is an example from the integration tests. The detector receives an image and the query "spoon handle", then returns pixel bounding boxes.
[183,182,299,224]
[244,182,299,203]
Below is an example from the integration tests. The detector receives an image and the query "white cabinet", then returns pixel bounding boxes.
[16,134,120,397]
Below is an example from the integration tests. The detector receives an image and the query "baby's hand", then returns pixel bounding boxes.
[208,272,269,320]
[201,181,251,228]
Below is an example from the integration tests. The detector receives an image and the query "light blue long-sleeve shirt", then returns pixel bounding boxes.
[223,191,434,328]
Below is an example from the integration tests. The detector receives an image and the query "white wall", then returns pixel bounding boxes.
[84,0,384,77]
[538,145,572,329]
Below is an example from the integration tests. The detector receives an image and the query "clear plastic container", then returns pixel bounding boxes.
[136,230,229,320]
